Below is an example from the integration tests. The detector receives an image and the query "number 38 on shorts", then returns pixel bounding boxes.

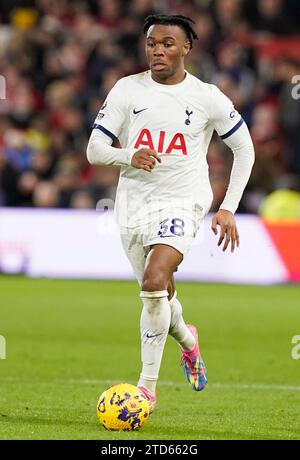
[158,218,185,238]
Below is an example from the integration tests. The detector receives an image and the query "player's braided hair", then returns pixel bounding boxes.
[143,14,198,49]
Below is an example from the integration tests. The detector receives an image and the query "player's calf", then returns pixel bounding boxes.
[138,290,171,394]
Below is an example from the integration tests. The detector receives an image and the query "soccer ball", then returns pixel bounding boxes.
[97,383,150,431]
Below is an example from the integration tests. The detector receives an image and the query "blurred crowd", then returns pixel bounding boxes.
[0,0,300,214]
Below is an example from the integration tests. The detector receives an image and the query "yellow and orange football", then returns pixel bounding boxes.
[97,383,150,431]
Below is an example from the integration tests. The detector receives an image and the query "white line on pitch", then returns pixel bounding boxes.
[0,376,299,392]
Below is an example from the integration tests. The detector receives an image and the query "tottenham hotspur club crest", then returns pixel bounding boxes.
[185,107,193,125]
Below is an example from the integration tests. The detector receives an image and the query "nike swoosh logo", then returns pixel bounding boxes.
[146,333,163,339]
[133,108,148,114]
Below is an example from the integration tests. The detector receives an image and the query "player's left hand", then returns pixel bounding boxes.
[211,209,240,253]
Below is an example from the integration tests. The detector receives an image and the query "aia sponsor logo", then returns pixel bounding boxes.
[134,129,187,155]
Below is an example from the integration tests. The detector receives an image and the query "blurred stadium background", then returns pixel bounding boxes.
[0,0,300,281]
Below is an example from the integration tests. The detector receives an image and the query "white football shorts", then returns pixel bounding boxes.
[119,203,205,285]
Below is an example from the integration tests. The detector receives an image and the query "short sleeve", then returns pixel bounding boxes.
[209,85,244,140]
[92,78,127,142]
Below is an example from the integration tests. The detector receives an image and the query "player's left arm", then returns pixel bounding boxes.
[211,122,255,252]
[209,86,255,252]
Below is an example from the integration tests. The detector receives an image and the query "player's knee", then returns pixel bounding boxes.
[141,271,167,293]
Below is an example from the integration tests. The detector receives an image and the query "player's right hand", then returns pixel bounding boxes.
[131,149,161,172]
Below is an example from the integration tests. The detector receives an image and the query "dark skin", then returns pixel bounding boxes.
[130,24,239,297]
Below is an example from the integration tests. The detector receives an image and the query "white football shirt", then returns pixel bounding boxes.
[92,70,245,227]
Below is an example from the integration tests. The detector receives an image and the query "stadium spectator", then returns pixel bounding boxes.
[259,188,300,221]
[254,0,297,35]
[0,146,20,206]
[32,180,60,208]
[70,188,95,209]
[276,58,300,175]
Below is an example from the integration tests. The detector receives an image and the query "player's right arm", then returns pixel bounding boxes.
[87,129,160,172]
[86,79,160,172]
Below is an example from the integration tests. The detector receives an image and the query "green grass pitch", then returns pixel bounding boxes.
[0,276,299,440]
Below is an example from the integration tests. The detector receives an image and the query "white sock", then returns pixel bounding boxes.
[138,290,171,394]
[169,291,196,351]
